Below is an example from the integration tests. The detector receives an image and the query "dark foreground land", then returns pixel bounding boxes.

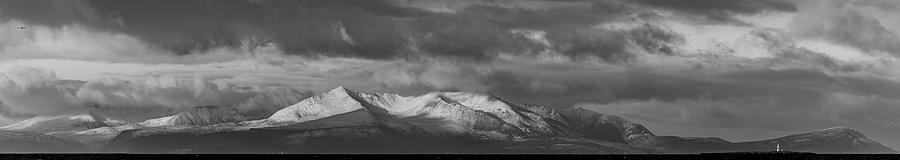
[0,154,897,160]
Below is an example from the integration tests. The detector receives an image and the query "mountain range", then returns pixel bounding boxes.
[0,87,895,153]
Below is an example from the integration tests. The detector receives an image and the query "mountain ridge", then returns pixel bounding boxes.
[2,86,895,153]
[100,86,895,153]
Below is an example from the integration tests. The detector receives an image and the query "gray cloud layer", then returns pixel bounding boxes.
[0,0,687,62]
[6,0,897,61]
[791,0,900,56]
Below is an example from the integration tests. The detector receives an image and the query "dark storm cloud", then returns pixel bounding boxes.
[249,0,426,59]
[0,0,101,27]
[545,27,631,61]
[85,0,270,55]
[407,3,631,61]
[627,23,682,55]
[0,0,427,58]
[413,18,509,60]
[85,0,425,58]
[1,0,677,61]
[440,3,624,29]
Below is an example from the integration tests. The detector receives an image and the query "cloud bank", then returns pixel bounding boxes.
[0,66,311,121]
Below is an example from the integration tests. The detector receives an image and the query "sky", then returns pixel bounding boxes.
[2,0,900,149]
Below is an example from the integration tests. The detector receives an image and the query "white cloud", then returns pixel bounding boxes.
[0,20,159,61]
[0,66,80,115]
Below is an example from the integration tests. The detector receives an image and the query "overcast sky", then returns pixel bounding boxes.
[2,0,900,149]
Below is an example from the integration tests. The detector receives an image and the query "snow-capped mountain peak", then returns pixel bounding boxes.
[265,86,364,125]
[0,110,122,133]
[258,87,578,139]
[135,105,243,127]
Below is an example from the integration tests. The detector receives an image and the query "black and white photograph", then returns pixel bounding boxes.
[0,0,899,159]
